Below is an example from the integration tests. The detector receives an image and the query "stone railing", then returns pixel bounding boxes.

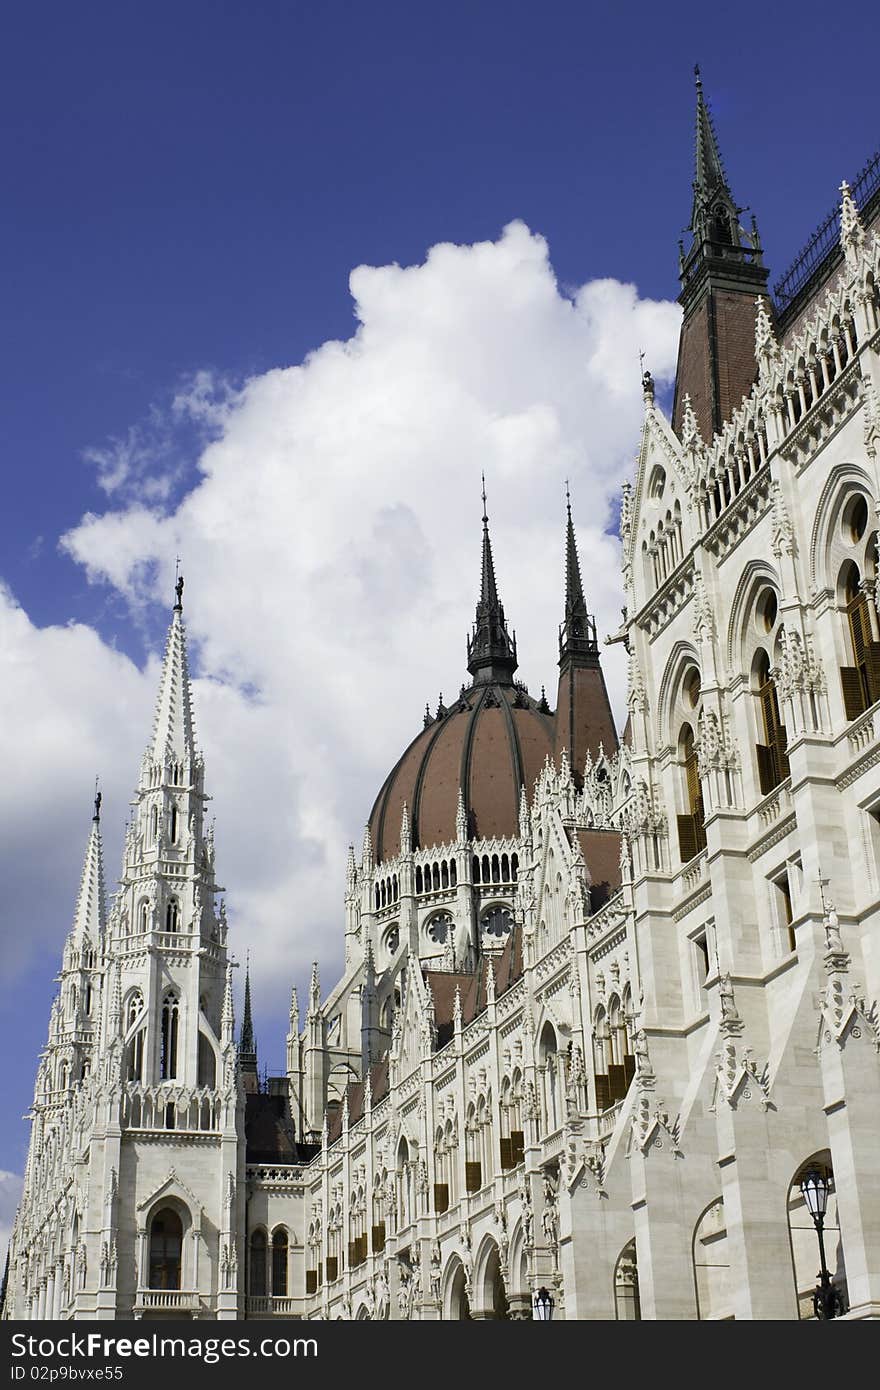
[133,1288,202,1312]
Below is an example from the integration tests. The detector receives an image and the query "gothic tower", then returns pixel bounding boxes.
[671,67,770,442]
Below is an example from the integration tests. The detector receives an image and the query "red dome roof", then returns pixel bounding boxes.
[369,682,555,863]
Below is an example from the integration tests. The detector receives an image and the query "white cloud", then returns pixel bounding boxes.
[0,1170,24,1264]
[6,221,679,1023]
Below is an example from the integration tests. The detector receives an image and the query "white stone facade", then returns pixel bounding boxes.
[5,178,880,1323]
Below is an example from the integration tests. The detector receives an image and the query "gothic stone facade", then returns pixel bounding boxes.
[6,95,880,1323]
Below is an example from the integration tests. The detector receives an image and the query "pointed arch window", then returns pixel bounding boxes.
[165,899,180,933]
[160,994,179,1080]
[677,724,707,862]
[169,806,179,843]
[150,805,159,844]
[127,992,145,1081]
[249,1230,268,1298]
[149,1207,183,1290]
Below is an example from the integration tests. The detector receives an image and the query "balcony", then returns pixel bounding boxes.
[133,1288,202,1315]
[246,1296,299,1317]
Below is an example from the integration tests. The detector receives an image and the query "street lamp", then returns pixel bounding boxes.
[799,1168,845,1319]
[532,1286,554,1321]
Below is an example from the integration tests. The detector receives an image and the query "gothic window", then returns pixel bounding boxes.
[712,205,733,245]
[197,1031,216,1087]
[693,1199,730,1319]
[427,912,453,946]
[839,561,880,718]
[383,924,399,959]
[480,905,512,941]
[271,1228,288,1297]
[150,806,158,844]
[677,723,706,862]
[753,649,789,794]
[170,806,179,843]
[84,983,92,1016]
[249,1229,267,1298]
[160,994,179,1080]
[126,992,145,1082]
[165,899,180,933]
[148,1207,183,1290]
[614,1240,641,1320]
[788,1154,848,1319]
[138,899,149,934]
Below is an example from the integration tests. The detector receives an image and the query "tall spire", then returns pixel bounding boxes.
[672,67,769,443]
[238,954,257,1078]
[69,789,107,949]
[466,475,518,684]
[149,576,198,766]
[559,484,597,667]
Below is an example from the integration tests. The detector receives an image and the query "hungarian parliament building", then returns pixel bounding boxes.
[4,74,880,1321]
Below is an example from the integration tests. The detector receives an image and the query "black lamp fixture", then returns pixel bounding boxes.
[799,1168,845,1319]
[532,1286,554,1321]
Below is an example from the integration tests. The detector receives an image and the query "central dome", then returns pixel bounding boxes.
[368,681,554,862]
[367,490,618,865]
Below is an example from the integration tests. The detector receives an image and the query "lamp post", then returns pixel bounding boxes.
[532,1286,553,1321]
[799,1169,845,1320]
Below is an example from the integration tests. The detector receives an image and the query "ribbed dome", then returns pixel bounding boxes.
[369,682,554,863]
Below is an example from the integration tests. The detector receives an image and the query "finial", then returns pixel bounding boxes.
[481,471,488,526]
[174,567,184,612]
[93,778,102,823]
[694,62,702,88]
[565,478,571,516]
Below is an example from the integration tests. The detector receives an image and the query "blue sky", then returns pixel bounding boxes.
[1,0,878,1196]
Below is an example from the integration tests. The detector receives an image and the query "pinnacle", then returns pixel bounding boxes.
[70,800,107,949]
[148,598,198,767]
[466,477,518,683]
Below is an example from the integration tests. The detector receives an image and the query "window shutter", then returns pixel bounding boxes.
[840,666,866,721]
[775,724,790,780]
[594,1074,612,1112]
[433,1183,449,1214]
[499,1136,513,1170]
[608,1063,627,1102]
[755,743,776,794]
[306,1270,317,1295]
[678,813,698,863]
[510,1130,525,1165]
[465,1161,482,1193]
[326,1256,338,1283]
[371,1222,386,1254]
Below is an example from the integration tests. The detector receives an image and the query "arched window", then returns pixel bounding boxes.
[149,1207,183,1290]
[840,561,880,718]
[614,1240,641,1319]
[788,1155,848,1318]
[149,805,159,844]
[271,1229,288,1297]
[427,912,453,946]
[539,1023,560,1135]
[165,899,179,933]
[160,994,179,1080]
[126,992,145,1082]
[249,1230,267,1298]
[480,905,512,943]
[753,648,789,793]
[169,806,179,843]
[138,899,150,934]
[677,723,706,862]
[693,1199,731,1319]
[197,1031,216,1088]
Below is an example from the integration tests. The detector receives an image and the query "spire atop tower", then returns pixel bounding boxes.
[672,67,769,443]
[70,791,107,949]
[466,475,518,684]
[149,580,198,766]
[238,954,257,1080]
[559,484,597,667]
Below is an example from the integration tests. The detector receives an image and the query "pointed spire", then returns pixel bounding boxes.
[70,791,107,949]
[400,801,411,855]
[466,474,518,684]
[308,960,321,1017]
[558,488,598,672]
[149,578,198,766]
[519,784,530,841]
[361,824,373,874]
[221,962,235,1045]
[453,984,463,1034]
[238,954,257,1070]
[840,180,866,269]
[289,985,299,1034]
[754,296,779,376]
[693,65,728,205]
[455,786,468,844]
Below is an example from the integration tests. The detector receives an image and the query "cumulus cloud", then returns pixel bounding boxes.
[6,221,679,1039]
